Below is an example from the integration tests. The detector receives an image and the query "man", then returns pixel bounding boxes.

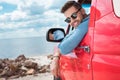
[51,0,89,78]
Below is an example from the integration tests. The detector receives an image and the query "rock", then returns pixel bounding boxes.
[24,60,38,69]
[8,75,19,79]
[0,59,3,68]
[26,69,35,75]
[0,54,51,79]
[1,63,6,69]
[15,54,26,62]
[20,66,28,71]
[4,66,9,71]
[46,65,50,72]
[0,78,6,80]
[39,65,50,73]
[0,69,3,73]
[0,63,19,77]
[4,69,14,77]
[18,69,26,77]
[0,69,8,77]
[9,63,19,72]
[39,68,46,73]
[3,58,10,64]
[47,54,53,60]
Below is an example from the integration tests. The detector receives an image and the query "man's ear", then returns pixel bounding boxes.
[80,8,85,15]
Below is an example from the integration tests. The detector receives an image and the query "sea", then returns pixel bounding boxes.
[0,37,58,59]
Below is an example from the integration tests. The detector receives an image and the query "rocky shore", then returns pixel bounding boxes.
[0,54,53,80]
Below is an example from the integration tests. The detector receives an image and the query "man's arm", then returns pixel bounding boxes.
[58,18,89,54]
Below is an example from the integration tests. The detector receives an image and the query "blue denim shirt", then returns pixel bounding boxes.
[58,16,89,54]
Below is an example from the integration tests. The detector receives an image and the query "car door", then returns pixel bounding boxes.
[92,0,120,80]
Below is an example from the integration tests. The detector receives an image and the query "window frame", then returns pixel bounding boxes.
[113,0,120,17]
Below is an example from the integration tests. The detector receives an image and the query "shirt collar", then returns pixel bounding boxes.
[81,14,90,22]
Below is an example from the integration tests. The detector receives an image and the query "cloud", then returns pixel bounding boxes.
[17,0,46,15]
[0,28,39,39]
[0,0,90,39]
[0,0,21,5]
[0,24,66,39]
[47,0,67,10]
[0,6,3,11]
[11,10,27,21]
[43,9,66,24]
[0,10,27,22]
[0,0,67,30]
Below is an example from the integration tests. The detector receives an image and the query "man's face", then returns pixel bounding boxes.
[49,32,54,40]
[64,6,83,28]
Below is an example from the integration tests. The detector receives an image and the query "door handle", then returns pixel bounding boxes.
[78,46,90,53]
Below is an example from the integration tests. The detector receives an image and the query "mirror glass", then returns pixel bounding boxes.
[47,28,65,42]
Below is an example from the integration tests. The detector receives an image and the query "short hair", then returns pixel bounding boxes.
[61,1,82,13]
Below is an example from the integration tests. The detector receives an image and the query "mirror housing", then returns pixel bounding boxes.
[46,28,65,42]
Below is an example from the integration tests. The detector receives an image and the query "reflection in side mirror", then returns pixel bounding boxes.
[46,28,65,42]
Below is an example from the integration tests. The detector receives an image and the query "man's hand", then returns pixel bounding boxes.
[50,57,60,77]
[50,46,61,77]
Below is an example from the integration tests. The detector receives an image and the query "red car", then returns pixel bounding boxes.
[47,0,120,80]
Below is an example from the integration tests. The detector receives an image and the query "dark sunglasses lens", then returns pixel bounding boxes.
[71,13,77,19]
[65,17,71,23]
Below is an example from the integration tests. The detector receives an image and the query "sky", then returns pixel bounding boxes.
[0,0,90,39]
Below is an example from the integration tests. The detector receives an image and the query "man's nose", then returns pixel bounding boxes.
[70,18,75,26]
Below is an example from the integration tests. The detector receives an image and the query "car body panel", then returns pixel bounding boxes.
[92,0,120,80]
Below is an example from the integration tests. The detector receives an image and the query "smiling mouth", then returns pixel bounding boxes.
[72,21,79,27]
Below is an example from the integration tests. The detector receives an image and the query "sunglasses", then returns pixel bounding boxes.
[65,8,81,23]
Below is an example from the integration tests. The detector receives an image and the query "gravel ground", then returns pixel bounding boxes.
[9,73,53,80]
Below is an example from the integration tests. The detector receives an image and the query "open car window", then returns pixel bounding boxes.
[82,3,91,14]
[113,0,120,17]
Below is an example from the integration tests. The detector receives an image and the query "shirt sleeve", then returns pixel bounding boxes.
[58,19,89,54]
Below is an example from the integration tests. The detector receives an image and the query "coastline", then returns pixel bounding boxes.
[0,54,53,80]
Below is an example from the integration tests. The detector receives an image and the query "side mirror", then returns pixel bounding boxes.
[46,28,65,42]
